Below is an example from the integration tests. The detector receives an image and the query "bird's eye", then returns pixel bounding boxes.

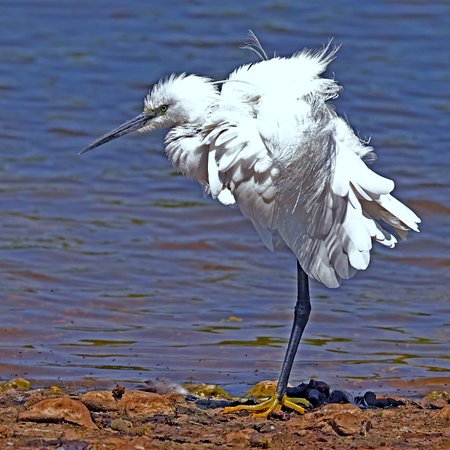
[160,105,168,113]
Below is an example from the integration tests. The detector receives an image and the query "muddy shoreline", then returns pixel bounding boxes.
[0,378,449,449]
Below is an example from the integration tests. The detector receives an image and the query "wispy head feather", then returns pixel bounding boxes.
[296,39,341,75]
[241,30,269,61]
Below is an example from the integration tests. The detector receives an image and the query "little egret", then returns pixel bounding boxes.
[80,35,421,417]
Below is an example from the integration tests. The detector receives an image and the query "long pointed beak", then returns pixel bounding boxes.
[79,111,157,155]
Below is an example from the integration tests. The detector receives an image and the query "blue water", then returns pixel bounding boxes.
[0,0,449,396]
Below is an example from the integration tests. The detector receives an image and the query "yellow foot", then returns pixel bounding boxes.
[223,394,309,418]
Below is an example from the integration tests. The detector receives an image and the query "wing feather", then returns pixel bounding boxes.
[200,48,420,288]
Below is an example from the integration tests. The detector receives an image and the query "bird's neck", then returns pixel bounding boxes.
[164,124,209,184]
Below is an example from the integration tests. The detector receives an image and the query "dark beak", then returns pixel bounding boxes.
[79,111,157,155]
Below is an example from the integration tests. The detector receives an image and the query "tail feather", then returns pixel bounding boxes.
[376,194,421,232]
[360,193,421,242]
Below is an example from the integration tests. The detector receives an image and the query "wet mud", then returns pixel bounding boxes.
[0,378,449,449]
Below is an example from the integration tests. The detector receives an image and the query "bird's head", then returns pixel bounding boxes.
[79,74,218,155]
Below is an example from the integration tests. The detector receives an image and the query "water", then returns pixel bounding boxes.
[1,0,449,397]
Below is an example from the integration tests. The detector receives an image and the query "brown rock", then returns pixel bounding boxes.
[332,410,369,436]
[0,424,10,438]
[123,391,181,418]
[434,404,450,420]
[62,427,85,440]
[81,390,121,412]
[419,390,449,409]
[225,428,255,444]
[95,437,137,449]
[129,436,153,449]
[249,430,272,448]
[81,389,185,418]
[18,396,97,429]
[309,403,371,436]
[226,428,272,448]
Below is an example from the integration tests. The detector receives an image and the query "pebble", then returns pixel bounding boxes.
[225,428,255,444]
[184,383,229,398]
[55,439,90,450]
[287,379,405,409]
[0,377,31,392]
[246,380,277,399]
[110,418,132,432]
[142,378,188,395]
[419,390,449,409]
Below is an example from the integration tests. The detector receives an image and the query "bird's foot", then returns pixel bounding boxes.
[223,394,309,418]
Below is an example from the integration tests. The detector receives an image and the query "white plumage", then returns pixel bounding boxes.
[80,35,422,416]
[193,44,420,287]
[81,38,420,289]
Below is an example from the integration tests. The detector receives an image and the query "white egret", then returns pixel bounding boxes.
[80,34,421,417]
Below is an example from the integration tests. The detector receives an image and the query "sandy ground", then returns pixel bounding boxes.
[0,379,449,450]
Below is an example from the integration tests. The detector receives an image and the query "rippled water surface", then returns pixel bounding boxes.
[1,0,449,396]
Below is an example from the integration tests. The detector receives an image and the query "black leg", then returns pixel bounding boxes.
[275,260,311,400]
[222,260,311,416]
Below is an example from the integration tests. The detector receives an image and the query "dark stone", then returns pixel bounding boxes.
[329,390,351,404]
[374,397,405,408]
[287,379,330,407]
[364,391,376,406]
[55,439,91,450]
[194,398,246,409]
[188,378,405,412]
[312,380,331,397]
[307,388,328,407]
[286,383,309,398]
[111,384,125,400]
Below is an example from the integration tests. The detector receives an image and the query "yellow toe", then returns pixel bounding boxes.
[223,394,308,417]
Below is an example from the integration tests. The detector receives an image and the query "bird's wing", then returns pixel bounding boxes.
[201,47,342,231]
[204,52,420,288]
[203,106,420,289]
[202,113,279,250]
[271,115,420,288]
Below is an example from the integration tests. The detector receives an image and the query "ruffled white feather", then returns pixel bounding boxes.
[157,39,420,288]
